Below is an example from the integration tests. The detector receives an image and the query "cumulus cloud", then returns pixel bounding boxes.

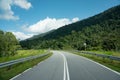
[12,31,33,40]
[12,17,79,40]
[24,17,79,33]
[13,0,32,10]
[0,0,31,20]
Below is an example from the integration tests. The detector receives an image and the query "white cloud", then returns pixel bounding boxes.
[12,31,33,40]
[0,0,31,20]
[12,17,79,40]
[13,0,32,10]
[72,17,79,22]
[0,10,19,20]
[24,17,79,33]
[11,17,79,40]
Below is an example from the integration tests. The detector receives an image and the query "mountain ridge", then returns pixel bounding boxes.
[42,5,120,40]
[20,5,120,50]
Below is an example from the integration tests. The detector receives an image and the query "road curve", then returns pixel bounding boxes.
[11,51,120,80]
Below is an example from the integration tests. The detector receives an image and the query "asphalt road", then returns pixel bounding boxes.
[11,51,120,80]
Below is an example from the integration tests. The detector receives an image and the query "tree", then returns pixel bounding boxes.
[0,31,20,57]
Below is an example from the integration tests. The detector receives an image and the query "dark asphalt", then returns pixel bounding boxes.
[11,51,120,80]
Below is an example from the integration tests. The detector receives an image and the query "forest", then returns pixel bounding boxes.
[20,5,120,51]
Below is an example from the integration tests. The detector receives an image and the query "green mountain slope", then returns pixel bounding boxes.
[20,5,120,50]
[43,5,120,40]
[27,29,55,40]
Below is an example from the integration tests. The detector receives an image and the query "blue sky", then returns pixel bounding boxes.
[0,0,120,40]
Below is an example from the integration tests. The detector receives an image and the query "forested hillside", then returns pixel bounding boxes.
[20,5,120,51]
[28,29,55,40]
[0,30,20,57]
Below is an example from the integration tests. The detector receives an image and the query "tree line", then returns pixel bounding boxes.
[0,30,20,57]
[20,22,120,51]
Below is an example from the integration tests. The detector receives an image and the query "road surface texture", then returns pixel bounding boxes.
[11,51,120,80]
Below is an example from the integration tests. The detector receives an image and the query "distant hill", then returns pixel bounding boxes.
[27,29,55,40]
[20,5,120,50]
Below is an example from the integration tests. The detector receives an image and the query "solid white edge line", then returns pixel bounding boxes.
[10,68,32,80]
[10,52,53,80]
[22,68,32,73]
[10,73,21,80]
[74,53,120,75]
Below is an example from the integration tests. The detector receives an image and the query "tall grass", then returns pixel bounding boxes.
[0,50,45,63]
[87,50,120,57]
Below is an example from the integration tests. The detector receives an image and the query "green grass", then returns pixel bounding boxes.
[0,52,52,80]
[86,50,120,57]
[73,52,120,73]
[0,49,46,63]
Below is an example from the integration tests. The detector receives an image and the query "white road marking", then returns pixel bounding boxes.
[74,53,120,75]
[60,53,70,80]
[10,54,52,80]
[63,57,66,80]
[23,68,32,73]
[10,73,21,80]
[10,68,31,80]
[66,57,70,80]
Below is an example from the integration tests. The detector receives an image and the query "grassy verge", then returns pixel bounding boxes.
[0,52,52,80]
[0,49,46,63]
[86,50,120,57]
[73,52,120,73]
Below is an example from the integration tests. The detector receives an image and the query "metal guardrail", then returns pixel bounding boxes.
[75,50,120,61]
[0,52,50,68]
